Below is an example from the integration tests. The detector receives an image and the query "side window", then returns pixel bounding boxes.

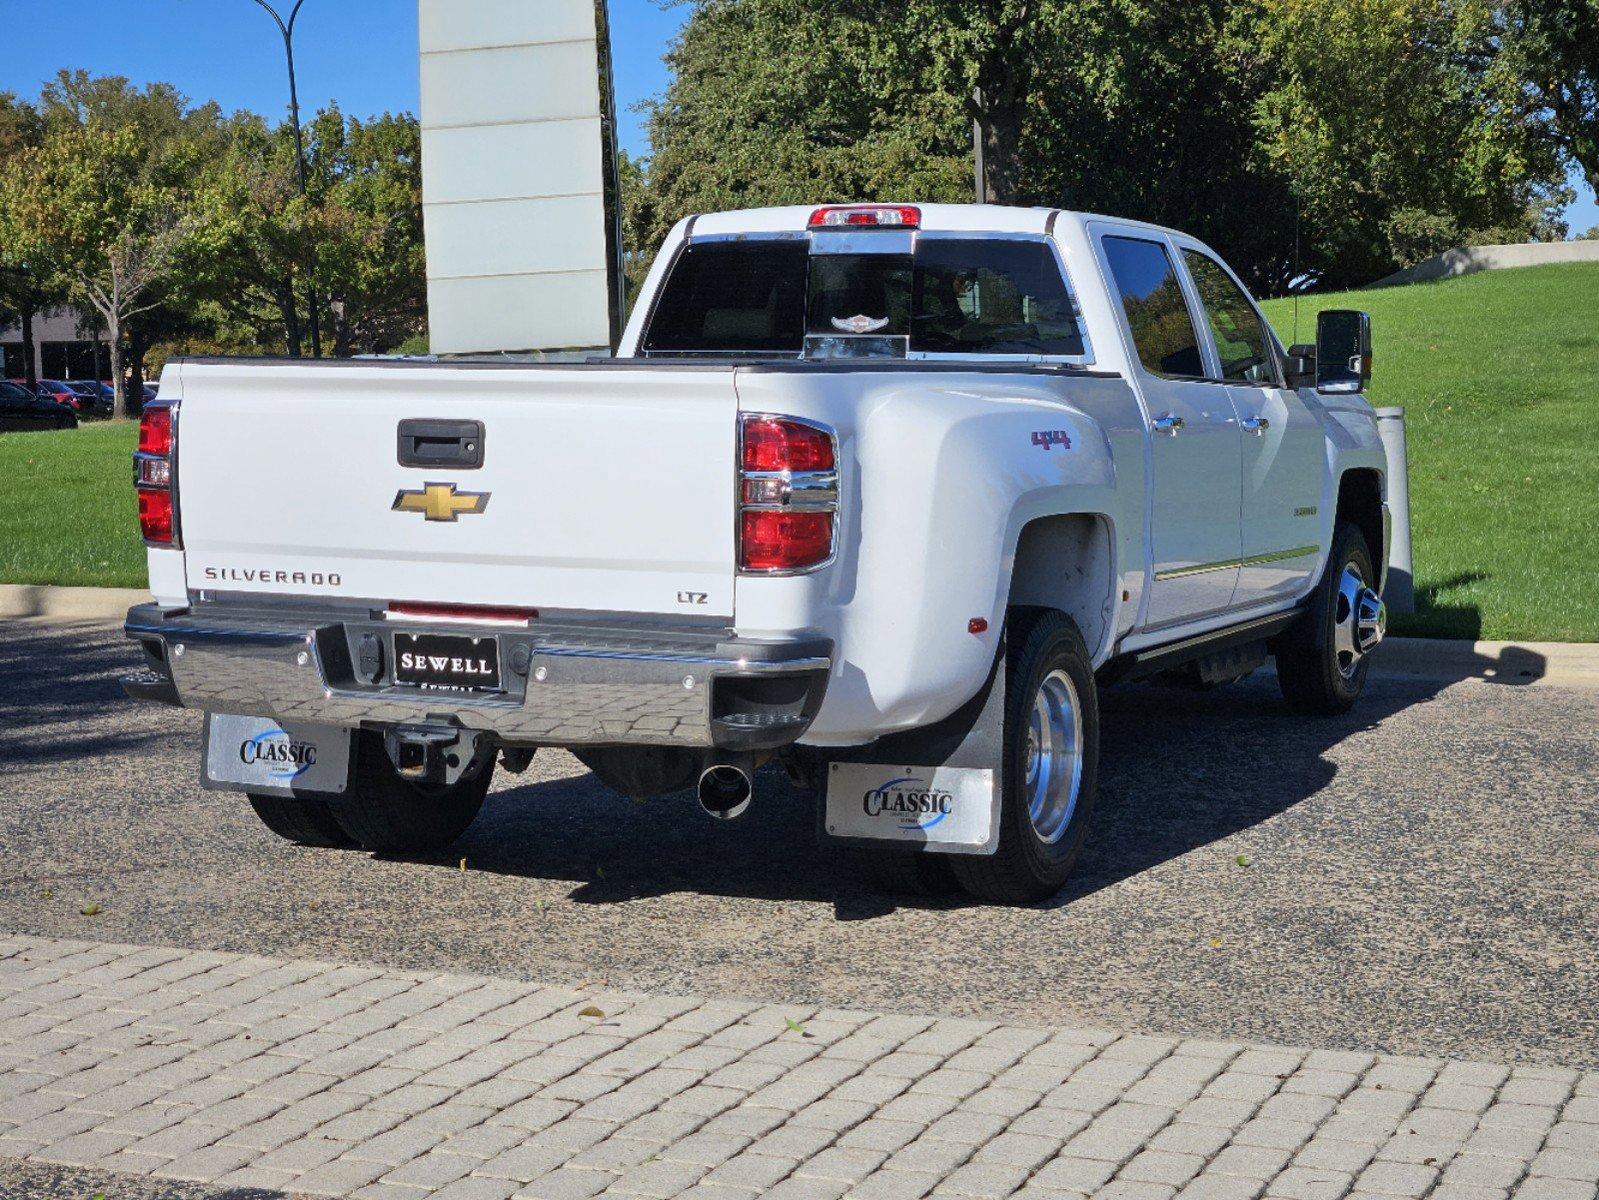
[1101,236,1204,378]
[1181,250,1278,385]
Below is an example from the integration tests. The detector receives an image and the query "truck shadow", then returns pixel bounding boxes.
[2,620,1531,916]
[452,670,1460,918]
[0,620,183,769]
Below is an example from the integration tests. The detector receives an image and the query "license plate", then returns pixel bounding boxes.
[394,632,501,692]
[203,714,351,795]
[825,763,998,852]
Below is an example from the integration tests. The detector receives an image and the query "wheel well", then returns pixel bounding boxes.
[1337,469,1384,570]
[1007,514,1114,661]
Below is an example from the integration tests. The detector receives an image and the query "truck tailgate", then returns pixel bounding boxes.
[171,361,739,618]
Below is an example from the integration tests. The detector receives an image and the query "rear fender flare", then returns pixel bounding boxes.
[998,507,1119,665]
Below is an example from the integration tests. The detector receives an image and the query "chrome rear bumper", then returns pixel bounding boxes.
[124,603,831,753]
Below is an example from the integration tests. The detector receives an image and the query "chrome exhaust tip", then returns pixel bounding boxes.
[697,763,753,821]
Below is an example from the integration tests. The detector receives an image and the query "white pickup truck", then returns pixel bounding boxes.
[124,203,1389,903]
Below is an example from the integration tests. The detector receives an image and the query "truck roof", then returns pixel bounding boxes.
[683,203,1187,241]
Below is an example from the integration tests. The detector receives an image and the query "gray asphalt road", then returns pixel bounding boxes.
[1,619,1595,1078]
[0,1158,229,1200]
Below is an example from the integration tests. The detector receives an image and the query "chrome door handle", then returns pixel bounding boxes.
[1242,416,1270,435]
[1151,414,1185,436]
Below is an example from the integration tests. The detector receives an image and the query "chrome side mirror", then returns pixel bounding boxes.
[1316,309,1372,394]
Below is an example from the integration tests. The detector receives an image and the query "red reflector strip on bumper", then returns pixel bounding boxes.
[384,602,538,627]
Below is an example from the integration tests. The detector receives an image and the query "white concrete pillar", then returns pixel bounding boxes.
[1376,406,1414,614]
[418,0,623,356]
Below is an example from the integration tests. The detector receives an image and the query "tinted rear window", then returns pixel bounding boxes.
[642,236,1084,358]
[641,241,808,355]
[913,239,1083,355]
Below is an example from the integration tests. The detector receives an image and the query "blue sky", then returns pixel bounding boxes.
[2,0,1594,234]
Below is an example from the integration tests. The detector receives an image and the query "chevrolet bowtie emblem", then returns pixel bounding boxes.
[392,482,490,522]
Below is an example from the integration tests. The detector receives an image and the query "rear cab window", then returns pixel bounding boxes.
[640,240,809,356]
[641,232,1089,362]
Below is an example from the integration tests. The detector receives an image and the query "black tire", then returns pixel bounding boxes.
[951,610,1100,905]
[851,847,961,897]
[247,793,357,849]
[329,732,492,854]
[1274,521,1379,715]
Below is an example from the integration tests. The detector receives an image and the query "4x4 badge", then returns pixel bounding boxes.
[392,482,490,522]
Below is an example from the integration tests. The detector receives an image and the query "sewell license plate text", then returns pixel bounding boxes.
[394,632,502,692]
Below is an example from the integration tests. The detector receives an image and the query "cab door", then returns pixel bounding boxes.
[1175,245,1324,607]
[1093,229,1243,628]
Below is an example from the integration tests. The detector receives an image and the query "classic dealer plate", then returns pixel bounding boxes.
[393,632,502,692]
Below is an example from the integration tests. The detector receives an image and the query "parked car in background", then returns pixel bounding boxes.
[65,380,115,419]
[143,382,160,404]
[34,379,83,410]
[0,380,77,431]
[6,380,75,412]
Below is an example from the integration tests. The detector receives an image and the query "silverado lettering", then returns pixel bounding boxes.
[202,567,342,587]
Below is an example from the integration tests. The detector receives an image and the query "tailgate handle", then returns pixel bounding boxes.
[397,419,485,469]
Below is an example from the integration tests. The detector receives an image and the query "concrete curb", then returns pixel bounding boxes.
[1376,636,1599,687]
[4,584,1596,686]
[0,584,149,621]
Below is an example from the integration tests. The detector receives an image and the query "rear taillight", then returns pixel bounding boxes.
[738,414,838,573]
[137,488,174,545]
[137,405,171,455]
[742,417,835,473]
[135,400,179,547]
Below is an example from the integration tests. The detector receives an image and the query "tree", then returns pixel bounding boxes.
[639,0,1572,292]
[638,0,1298,286]
[0,123,202,416]
[0,259,69,387]
[1485,0,1599,199]
[192,105,426,357]
[640,0,971,253]
[192,112,321,356]
[304,107,427,355]
[0,91,65,387]
[1252,0,1569,285]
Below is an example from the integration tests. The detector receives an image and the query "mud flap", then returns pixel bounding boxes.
[817,649,1006,855]
[201,713,353,797]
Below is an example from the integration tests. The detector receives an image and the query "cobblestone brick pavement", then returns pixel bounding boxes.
[2,935,1594,1200]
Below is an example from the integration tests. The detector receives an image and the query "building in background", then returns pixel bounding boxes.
[418,0,624,356]
[0,308,111,381]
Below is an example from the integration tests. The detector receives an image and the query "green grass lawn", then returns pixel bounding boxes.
[0,421,146,589]
[1262,262,1599,642]
[4,263,1596,639]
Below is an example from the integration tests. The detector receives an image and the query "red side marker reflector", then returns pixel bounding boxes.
[968,618,989,634]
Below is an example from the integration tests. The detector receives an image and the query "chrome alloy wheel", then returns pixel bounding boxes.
[1024,669,1084,844]
[1333,563,1387,679]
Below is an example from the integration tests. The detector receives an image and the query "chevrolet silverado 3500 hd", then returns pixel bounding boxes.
[123,203,1389,903]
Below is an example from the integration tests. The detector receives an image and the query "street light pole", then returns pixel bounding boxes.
[250,0,322,358]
